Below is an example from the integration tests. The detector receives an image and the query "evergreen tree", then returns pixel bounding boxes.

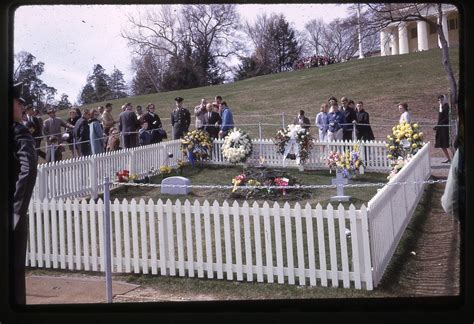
[109,67,128,99]
[78,79,96,105]
[56,93,72,110]
[90,64,111,101]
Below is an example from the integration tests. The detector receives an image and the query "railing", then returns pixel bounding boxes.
[26,198,373,290]
[367,142,431,287]
[33,139,391,201]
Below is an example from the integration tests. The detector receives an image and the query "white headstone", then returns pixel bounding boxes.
[161,176,191,195]
[330,171,351,202]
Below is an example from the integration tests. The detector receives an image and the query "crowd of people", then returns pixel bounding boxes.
[20,95,235,163]
[292,55,342,70]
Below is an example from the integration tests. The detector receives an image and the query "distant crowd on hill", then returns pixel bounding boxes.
[292,55,349,70]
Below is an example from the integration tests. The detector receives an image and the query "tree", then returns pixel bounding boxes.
[305,19,326,57]
[318,18,358,61]
[109,67,128,99]
[122,4,242,89]
[268,15,301,72]
[78,79,96,105]
[57,93,72,110]
[14,51,57,111]
[90,64,111,101]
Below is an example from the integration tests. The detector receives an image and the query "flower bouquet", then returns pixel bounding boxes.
[221,128,253,164]
[115,169,138,183]
[326,148,364,178]
[387,155,413,180]
[386,122,424,163]
[274,124,313,165]
[180,129,213,166]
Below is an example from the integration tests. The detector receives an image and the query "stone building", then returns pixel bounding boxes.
[380,4,459,56]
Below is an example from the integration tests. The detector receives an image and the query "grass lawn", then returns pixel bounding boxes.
[109,164,388,208]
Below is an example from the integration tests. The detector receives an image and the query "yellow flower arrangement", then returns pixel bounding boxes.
[386,122,424,166]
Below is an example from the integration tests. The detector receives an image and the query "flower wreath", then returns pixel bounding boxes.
[326,145,364,178]
[274,124,313,165]
[385,122,424,163]
[221,128,253,164]
[180,129,213,166]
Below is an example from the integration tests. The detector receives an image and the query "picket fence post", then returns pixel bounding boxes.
[90,158,98,199]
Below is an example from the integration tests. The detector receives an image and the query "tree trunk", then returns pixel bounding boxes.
[437,4,459,144]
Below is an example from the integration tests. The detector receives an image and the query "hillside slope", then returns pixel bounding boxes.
[63,48,459,144]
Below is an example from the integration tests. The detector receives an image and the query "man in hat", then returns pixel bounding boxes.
[43,107,74,145]
[171,97,191,139]
[12,82,37,305]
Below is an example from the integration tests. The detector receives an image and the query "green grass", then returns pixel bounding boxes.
[109,164,388,208]
[55,47,459,142]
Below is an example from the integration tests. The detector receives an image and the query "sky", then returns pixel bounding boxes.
[14,4,350,104]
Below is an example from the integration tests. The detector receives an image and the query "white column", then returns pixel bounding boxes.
[417,20,429,51]
[389,28,399,55]
[380,29,390,56]
[398,22,409,54]
[438,13,450,47]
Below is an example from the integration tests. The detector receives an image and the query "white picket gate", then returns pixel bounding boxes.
[26,198,373,290]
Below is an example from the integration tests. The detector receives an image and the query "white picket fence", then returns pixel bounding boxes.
[33,139,391,201]
[26,143,432,290]
[367,142,431,286]
[26,198,373,290]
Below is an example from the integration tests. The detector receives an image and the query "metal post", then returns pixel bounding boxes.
[258,122,262,140]
[282,112,285,128]
[103,176,113,303]
[73,137,77,158]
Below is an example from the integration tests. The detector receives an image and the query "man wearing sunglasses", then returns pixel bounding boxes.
[12,82,37,305]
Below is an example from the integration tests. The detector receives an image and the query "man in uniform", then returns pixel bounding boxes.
[171,97,191,140]
[12,82,38,305]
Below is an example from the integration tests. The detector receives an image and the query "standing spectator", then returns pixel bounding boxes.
[398,102,411,124]
[434,94,451,163]
[194,98,208,129]
[102,103,116,136]
[140,103,163,144]
[355,101,375,141]
[136,105,144,119]
[293,109,311,130]
[327,97,345,141]
[97,106,105,121]
[12,82,37,305]
[340,97,357,141]
[24,105,46,159]
[203,102,222,139]
[74,107,82,119]
[119,102,139,148]
[73,108,91,156]
[45,136,65,162]
[89,109,105,155]
[315,103,329,141]
[138,121,152,146]
[106,127,121,152]
[66,108,80,157]
[171,96,191,140]
[219,101,234,138]
[43,107,73,144]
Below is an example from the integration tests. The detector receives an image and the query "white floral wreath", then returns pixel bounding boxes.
[221,128,253,164]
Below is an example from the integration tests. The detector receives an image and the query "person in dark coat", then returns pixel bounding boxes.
[140,103,163,144]
[66,108,80,157]
[73,108,91,156]
[340,97,357,141]
[118,102,139,148]
[434,94,452,163]
[355,101,375,141]
[12,82,38,305]
[203,102,222,139]
[171,97,191,140]
[293,110,311,130]
[138,121,153,146]
[24,105,46,159]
